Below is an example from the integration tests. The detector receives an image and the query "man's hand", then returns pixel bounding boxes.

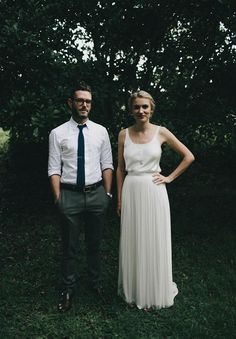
[117,202,121,217]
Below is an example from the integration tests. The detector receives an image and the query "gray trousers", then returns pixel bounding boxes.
[56,185,109,294]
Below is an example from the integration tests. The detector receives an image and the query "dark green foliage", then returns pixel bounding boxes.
[0,1,235,153]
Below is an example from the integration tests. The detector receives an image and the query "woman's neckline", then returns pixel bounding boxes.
[127,126,159,145]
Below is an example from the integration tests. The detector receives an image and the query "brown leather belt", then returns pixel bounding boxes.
[61,181,103,193]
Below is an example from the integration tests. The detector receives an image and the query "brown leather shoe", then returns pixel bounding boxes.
[57,292,73,312]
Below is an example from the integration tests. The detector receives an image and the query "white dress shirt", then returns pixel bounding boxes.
[48,117,113,185]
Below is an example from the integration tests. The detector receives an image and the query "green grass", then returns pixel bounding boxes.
[0,168,235,338]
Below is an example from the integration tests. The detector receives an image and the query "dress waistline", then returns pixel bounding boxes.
[127,171,157,176]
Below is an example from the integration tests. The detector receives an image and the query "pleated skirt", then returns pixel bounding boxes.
[118,173,178,309]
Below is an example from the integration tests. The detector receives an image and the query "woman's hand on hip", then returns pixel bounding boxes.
[152,172,172,184]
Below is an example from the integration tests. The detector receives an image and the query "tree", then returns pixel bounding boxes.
[0,0,235,163]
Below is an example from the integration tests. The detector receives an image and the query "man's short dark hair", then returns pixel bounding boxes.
[70,81,92,98]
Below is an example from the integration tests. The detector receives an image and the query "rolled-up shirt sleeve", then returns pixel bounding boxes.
[100,129,114,171]
[48,130,62,177]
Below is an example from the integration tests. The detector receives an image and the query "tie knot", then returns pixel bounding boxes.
[78,124,86,131]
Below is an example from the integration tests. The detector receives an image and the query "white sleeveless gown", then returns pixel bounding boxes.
[118,127,178,309]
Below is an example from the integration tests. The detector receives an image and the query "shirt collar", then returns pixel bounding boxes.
[70,117,91,129]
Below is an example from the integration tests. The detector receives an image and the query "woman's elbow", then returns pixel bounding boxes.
[188,152,195,164]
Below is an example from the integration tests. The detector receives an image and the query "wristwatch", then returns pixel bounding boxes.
[106,192,113,198]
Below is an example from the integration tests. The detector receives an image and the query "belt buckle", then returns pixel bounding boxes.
[83,185,92,193]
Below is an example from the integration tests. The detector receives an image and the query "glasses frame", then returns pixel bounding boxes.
[73,98,92,105]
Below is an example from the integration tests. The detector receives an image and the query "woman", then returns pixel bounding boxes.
[117,90,194,310]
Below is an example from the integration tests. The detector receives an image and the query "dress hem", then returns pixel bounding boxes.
[117,283,178,310]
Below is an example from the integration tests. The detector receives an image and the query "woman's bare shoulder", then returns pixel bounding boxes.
[118,128,126,142]
[159,126,169,134]
[119,128,126,136]
[158,126,175,144]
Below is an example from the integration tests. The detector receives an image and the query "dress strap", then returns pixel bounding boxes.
[155,125,160,136]
[124,128,131,145]
[155,125,161,144]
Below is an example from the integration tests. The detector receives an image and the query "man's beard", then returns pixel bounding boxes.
[72,107,88,120]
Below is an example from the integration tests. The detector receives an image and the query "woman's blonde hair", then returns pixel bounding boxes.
[128,90,156,114]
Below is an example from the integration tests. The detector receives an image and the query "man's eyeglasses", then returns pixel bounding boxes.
[73,98,92,105]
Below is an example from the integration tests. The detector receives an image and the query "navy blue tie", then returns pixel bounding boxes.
[77,124,86,187]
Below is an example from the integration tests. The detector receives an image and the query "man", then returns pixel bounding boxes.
[48,82,113,312]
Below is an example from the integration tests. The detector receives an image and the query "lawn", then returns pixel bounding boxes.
[0,162,235,338]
